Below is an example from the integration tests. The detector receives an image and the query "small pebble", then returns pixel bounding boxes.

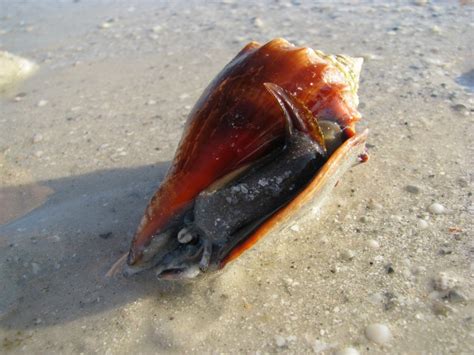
[438,248,452,256]
[431,25,441,34]
[146,99,156,105]
[99,232,113,239]
[253,17,264,28]
[433,271,459,291]
[432,301,452,316]
[31,262,41,274]
[290,224,300,232]
[383,292,398,310]
[341,249,355,261]
[385,263,395,274]
[405,185,420,194]
[367,199,383,210]
[411,265,426,275]
[417,219,429,229]
[451,104,469,115]
[457,178,468,188]
[402,268,412,279]
[275,335,286,347]
[413,0,428,5]
[367,239,380,249]
[360,53,382,61]
[428,202,445,214]
[37,99,48,107]
[32,133,43,143]
[445,290,468,303]
[232,36,246,43]
[99,19,115,29]
[365,323,392,345]
[151,25,162,33]
[335,347,360,355]
[312,340,333,353]
[14,92,26,101]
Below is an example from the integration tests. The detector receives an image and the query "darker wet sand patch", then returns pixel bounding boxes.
[0,184,53,225]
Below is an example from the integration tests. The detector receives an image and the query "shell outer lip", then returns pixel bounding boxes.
[220,129,369,267]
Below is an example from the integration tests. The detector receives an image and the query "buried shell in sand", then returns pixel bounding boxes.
[108,38,368,279]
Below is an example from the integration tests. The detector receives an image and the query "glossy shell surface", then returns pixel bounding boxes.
[128,38,365,266]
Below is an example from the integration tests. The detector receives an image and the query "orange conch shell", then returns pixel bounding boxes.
[128,38,363,266]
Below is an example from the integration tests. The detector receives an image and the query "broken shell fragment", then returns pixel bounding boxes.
[117,38,368,279]
[177,228,194,244]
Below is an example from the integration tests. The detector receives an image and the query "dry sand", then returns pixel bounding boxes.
[0,0,473,353]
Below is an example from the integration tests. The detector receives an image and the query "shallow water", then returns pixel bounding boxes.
[0,0,473,353]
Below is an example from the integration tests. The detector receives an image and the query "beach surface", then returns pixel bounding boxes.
[0,0,473,353]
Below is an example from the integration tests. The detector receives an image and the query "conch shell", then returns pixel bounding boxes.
[112,38,368,279]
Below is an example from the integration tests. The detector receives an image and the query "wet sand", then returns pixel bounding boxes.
[0,1,473,353]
